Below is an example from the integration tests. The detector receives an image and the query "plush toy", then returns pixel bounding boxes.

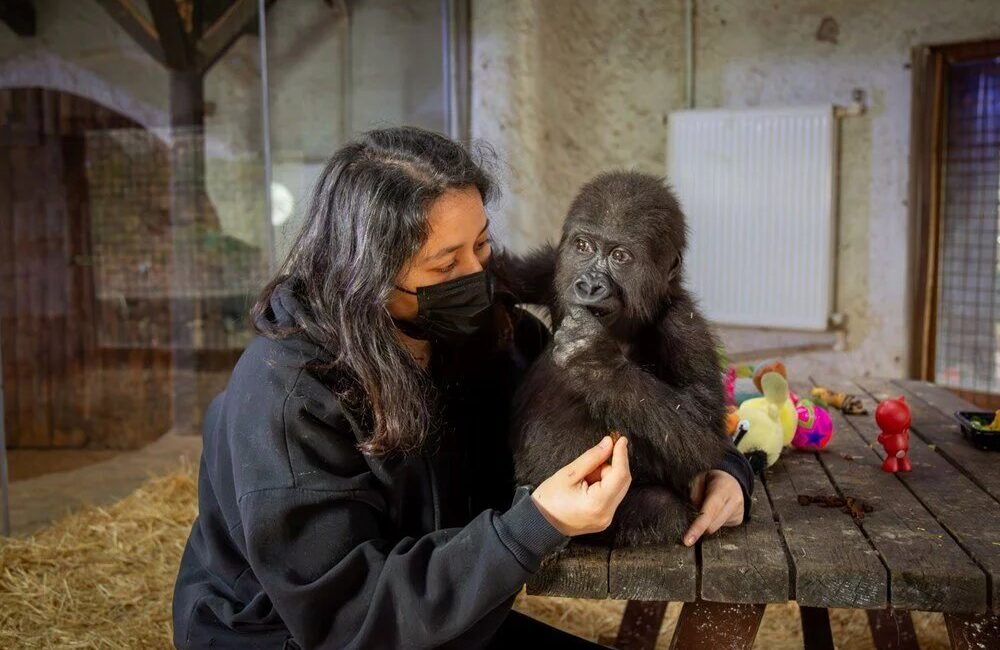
[741,371,796,445]
[732,372,787,472]
[724,405,741,435]
[723,367,737,406]
[875,396,912,473]
[810,386,868,415]
[752,361,787,392]
[791,401,834,450]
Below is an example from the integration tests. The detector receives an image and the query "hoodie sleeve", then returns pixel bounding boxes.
[237,375,569,650]
[714,442,754,523]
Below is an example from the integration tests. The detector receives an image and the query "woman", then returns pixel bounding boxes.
[172,127,752,649]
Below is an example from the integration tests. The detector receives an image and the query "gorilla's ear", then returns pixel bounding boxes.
[667,253,683,283]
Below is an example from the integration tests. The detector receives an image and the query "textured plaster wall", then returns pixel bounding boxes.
[471,0,1000,378]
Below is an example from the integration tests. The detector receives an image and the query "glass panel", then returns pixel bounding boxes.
[0,0,455,530]
[934,56,1000,395]
[0,3,269,457]
[265,0,449,258]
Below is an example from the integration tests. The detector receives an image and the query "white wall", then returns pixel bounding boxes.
[470,0,1000,378]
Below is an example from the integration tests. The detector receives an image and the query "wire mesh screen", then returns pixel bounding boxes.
[84,127,268,350]
[934,56,1000,395]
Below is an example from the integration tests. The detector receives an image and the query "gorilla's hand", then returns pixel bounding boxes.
[553,306,622,370]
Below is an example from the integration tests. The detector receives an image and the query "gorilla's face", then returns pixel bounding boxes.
[554,172,687,334]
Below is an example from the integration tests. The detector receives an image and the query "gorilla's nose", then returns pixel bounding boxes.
[574,272,611,303]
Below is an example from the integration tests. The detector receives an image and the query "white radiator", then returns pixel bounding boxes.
[667,106,837,330]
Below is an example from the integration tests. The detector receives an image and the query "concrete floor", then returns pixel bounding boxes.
[7,448,122,482]
[4,433,202,536]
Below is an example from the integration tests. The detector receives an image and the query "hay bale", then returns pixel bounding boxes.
[0,464,197,649]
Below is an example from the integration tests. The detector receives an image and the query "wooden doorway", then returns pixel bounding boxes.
[0,88,172,449]
[910,40,1000,409]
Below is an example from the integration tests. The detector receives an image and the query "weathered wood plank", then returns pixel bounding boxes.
[894,378,984,415]
[700,476,790,603]
[10,140,48,447]
[527,542,609,598]
[43,136,68,447]
[844,379,1000,613]
[856,377,1000,503]
[0,111,18,449]
[762,437,887,608]
[610,541,696,601]
[803,379,987,613]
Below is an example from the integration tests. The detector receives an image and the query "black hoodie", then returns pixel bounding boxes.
[172,283,752,649]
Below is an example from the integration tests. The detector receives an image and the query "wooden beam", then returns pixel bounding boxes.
[93,0,165,65]
[147,0,193,70]
[196,0,258,74]
[0,0,35,37]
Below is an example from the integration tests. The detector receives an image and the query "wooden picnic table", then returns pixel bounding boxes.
[526,378,1000,650]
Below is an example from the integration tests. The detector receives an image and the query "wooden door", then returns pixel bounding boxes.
[910,40,1000,409]
[0,88,172,448]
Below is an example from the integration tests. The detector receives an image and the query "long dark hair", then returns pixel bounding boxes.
[251,126,502,457]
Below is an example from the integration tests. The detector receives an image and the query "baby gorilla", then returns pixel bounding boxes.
[509,171,732,547]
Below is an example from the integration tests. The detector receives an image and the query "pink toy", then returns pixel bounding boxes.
[791,402,834,450]
[723,367,737,405]
[875,396,912,473]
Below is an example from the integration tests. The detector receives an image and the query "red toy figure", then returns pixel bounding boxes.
[875,396,912,473]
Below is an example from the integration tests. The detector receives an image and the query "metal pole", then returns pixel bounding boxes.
[440,0,453,137]
[441,0,471,142]
[335,0,352,143]
[258,0,276,273]
[685,0,694,109]
[0,320,10,536]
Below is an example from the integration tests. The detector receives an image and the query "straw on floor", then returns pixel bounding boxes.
[0,463,951,649]
[0,465,197,649]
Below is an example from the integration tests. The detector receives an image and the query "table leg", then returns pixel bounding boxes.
[799,607,835,650]
[866,609,919,650]
[668,600,765,650]
[944,613,1000,650]
[614,600,668,650]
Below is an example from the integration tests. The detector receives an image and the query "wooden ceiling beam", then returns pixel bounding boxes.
[0,0,36,37]
[146,0,193,70]
[196,0,258,74]
[93,0,165,65]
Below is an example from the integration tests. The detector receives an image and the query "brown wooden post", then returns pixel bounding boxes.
[165,67,205,432]
[614,600,668,650]
[94,1,266,431]
[799,607,835,650]
[866,609,919,650]
[668,601,765,650]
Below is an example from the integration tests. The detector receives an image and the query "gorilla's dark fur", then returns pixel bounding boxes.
[507,171,731,547]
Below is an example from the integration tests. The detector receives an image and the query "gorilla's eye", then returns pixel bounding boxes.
[574,238,594,255]
[610,248,633,264]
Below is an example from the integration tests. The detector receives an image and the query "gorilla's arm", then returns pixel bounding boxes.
[554,306,730,492]
[491,245,558,306]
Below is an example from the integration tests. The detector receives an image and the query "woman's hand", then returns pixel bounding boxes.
[530,435,631,536]
[683,469,745,546]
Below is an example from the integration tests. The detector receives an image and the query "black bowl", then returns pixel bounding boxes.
[954,411,1000,451]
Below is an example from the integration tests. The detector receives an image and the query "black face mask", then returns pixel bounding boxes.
[393,269,495,343]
